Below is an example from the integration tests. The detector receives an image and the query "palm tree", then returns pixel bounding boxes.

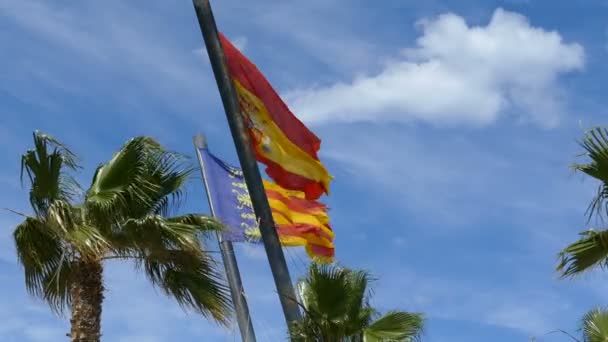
[291,263,424,342]
[11,131,231,342]
[558,127,608,277]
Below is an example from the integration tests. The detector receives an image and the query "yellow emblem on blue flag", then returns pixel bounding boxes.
[199,147,259,242]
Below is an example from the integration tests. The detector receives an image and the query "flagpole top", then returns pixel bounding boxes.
[193,133,208,149]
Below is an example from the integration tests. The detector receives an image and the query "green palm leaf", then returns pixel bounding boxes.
[13,217,72,313]
[139,249,231,325]
[110,214,214,255]
[557,127,608,277]
[146,149,193,216]
[86,137,161,224]
[306,264,354,319]
[293,263,424,341]
[86,137,195,225]
[44,200,110,258]
[582,307,608,342]
[344,269,375,336]
[364,311,424,342]
[21,131,81,218]
[573,127,608,221]
[166,214,223,236]
[557,229,608,277]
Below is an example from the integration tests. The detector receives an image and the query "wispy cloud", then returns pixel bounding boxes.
[0,270,69,342]
[239,243,267,261]
[0,0,221,135]
[96,260,231,341]
[317,120,597,338]
[244,0,378,74]
[372,266,575,336]
[23,325,67,342]
[288,8,584,128]
[319,123,591,229]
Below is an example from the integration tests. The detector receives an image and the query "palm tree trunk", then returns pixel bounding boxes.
[69,260,104,342]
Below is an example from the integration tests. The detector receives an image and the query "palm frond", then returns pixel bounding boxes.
[110,215,207,254]
[32,130,79,169]
[294,264,423,341]
[137,249,231,325]
[166,214,223,237]
[65,225,110,260]
[21,131,81,217]
[86,137,161,225]
[147,149,194,216]
[296,281,311,313]
[294,264,378,340]
[305,263,354,319]
[13,217,73,313]
[557,229,608,277]
[45,200,77,234]
[573,127,608,222]
[14,217,62,275]
[582,307,608,342]
[39,252,73,315]
[43,200,109,259]
[363,311,424,342]
[86,137,194,226]
[345,268,373,324]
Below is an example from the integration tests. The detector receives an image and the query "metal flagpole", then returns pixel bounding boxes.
[191,0,302,328]
[193,134,257,342]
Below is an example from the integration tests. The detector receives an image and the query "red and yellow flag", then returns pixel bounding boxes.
[220,33,332,200]
[246,181,335,262]
[268,180,334,263]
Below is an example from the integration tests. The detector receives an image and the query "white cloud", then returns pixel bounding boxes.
[101,261,231,341]
[319,122,591,229]
[242,0,377,74]
[373,267,574,336]
[0,0,221,132]
[0,276,69,341]
[318,121,598,337]
[239,243,267,261]
[232,36,248,52]
[23,325,66,342]
[288,8,584,128]
[392,237,407,247]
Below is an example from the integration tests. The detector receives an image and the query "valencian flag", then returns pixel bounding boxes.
[219,33,332,200]
[199,146,334,262]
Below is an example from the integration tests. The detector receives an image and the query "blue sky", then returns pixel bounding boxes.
[2,0,608,341]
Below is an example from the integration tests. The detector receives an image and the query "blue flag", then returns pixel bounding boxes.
[198,147,258,242]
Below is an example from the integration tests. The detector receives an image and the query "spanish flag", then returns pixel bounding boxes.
[220,33,332,200]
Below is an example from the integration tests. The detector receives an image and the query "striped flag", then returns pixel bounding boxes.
[199,146,334,262]
[262,180,334,262]
[220,33,332,200]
